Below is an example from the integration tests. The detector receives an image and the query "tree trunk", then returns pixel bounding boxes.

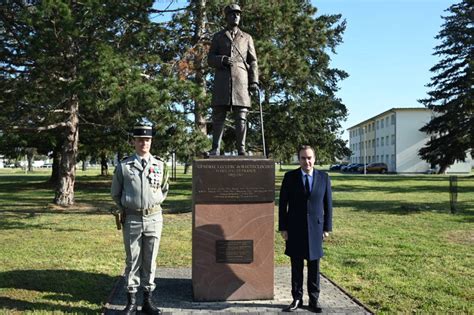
[192,0,208,136]
[184,162,191,174]
[27,154,33,172]
[101,153,108,176]
[82,160,87,171]
[54,95,79,206]
[438,165,448,174]
[49,142,62,185]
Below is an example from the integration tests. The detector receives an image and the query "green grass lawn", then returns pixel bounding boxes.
[0,166,472,313]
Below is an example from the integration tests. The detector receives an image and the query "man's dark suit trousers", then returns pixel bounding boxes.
[291,257,320,304]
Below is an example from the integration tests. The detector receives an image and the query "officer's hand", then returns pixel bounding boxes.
[223,56,234,67]
[323,231,330,240]
[280,231,288,241]
[249,82,259,96]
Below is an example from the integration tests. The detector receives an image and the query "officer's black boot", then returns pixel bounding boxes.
[123,292,138,315]
[142,291,162,315]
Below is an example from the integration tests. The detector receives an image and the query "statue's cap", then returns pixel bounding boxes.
[224,4,242,15]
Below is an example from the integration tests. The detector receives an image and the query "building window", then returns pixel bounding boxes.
[376,155,379,161]
[372,122,375,130]
[381,137,384,146]
[391,135,395,145]
[376,138,379,147]
[381,119,384,128]
[386,136,389,146]
[386,155,389,163]
[391,115,395,125]
[386,117,389,126]
[376,121,379,129]
[372,139,375,148]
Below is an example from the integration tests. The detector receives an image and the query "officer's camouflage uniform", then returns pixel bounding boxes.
[111,154,169,293]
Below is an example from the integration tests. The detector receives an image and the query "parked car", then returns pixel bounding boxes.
[350,163,365,172]
[356,164,369,173]
[365,163,388,174]
[341,163,356,172]
[329,164,340,171]
[329,164,347,171]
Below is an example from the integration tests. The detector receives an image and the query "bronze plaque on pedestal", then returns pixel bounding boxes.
[193,159,275,204]
[216,240,253,264]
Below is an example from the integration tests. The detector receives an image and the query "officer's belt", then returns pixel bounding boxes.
[125,205,161,216]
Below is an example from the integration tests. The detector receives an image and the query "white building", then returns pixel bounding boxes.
[348,108,472,173]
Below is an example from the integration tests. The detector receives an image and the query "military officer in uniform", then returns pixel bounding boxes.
[111,120,169,315]
[207,3,259,156]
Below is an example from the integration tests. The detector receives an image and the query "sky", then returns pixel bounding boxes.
[153,0,458,141]
[312,0,457,140]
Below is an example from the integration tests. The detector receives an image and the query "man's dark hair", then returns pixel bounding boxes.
[297,145,315,159]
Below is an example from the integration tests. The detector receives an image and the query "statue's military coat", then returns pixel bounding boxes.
[208,28,258,108]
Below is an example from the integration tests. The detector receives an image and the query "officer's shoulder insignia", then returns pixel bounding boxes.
[122,156,135,164]
[152,156,165,163]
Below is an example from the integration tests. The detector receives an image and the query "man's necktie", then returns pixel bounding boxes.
[141,159,147,169]
[305,174,311,197]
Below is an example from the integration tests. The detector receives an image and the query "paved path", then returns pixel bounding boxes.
[103,267,372,314]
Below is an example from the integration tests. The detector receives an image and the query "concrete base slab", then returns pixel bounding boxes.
[103,267,372,314]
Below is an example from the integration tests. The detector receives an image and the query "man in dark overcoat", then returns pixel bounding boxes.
[279,145,333,313]
[207,4,259,156]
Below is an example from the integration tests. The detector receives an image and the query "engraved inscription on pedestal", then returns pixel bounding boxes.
[216,240,253,264]
[193,159,275,204]
[192,159,275,301]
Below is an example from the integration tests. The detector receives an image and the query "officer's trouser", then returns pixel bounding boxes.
[211,106,248,154]
[122,212,163,293]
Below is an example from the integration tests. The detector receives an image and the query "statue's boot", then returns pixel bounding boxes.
[235,108,248,155]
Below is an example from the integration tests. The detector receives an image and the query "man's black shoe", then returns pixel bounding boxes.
[308,301,322,313]
[142,291,162,315]
[122,292,137,315]
[282,299,303,312]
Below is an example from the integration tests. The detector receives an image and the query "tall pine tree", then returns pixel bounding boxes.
[419,0,473,174]
[0,1,177,205]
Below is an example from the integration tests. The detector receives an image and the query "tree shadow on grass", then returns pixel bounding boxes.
[163,177,192,214]
[333,199,474,222]
[0,219,85,231]
[169,177,192,192]
[162,198,192,214]
[0,269,116,313]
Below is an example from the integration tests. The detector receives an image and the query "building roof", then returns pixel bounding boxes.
[347,107,431,130]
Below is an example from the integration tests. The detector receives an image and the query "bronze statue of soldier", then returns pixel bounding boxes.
[207,4,259,156]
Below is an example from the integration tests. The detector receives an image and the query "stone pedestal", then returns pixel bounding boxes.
[192,158,275,301]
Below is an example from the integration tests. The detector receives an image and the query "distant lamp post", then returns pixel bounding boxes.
[363,126,367,175]
[449,176,458,214]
